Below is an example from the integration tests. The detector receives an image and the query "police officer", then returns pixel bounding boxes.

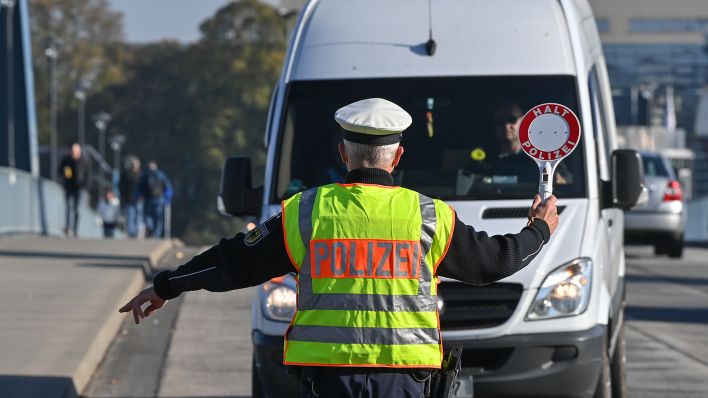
[120,98,559,398]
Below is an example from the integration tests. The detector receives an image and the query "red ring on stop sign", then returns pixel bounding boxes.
[518,103,581,162]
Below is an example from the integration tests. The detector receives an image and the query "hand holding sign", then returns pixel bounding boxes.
[518,103,581,202]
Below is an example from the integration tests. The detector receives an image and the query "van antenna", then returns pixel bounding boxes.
[425,0,436,56]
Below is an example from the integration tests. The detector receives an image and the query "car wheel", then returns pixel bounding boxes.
[593,338,612,398]
[611,321,627,398]
[668,236,684,259]
[654,243,667,256]
[252,354,264,398]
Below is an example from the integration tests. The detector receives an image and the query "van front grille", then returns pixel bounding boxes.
[482,206,565,219]
[438,282,523,330]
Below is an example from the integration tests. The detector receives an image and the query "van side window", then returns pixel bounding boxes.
[589,67,610,181]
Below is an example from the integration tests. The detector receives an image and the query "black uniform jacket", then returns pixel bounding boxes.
[153,168,550,300]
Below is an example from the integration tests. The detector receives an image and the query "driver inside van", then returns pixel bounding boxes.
[471,102,572,185]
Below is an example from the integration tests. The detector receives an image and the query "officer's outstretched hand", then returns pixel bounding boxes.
[529,194,559,235]
[119,286,166,325]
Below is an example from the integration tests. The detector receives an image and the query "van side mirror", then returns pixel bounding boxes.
[217,157,263,217]
[610,149,644,210]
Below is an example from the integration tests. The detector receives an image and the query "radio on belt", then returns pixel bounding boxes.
[518,103,582,202]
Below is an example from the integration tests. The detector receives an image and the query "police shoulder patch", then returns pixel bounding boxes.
[244,223,269,246]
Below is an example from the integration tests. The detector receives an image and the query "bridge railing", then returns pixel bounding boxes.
[1,166,103,237]
[83,144,114,196]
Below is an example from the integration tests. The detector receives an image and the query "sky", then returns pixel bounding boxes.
[109,0,280,43]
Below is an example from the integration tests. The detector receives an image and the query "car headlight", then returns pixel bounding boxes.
[526,258,592,321]
[261,282,296,322]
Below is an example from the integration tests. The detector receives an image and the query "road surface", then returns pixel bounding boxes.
[84,246,708,397]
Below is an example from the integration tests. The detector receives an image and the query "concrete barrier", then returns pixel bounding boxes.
[0,236,179,397]
[1,167,103,237]
[686,196,708,243]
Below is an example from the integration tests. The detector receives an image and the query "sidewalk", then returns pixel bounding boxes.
[157,287,256,397]
[0,236,180,398]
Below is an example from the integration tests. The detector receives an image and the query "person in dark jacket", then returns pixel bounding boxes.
[119,156,142,238]
[58,143,90,237]
[137,161,173,238]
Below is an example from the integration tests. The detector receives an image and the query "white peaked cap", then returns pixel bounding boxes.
[334,98,412,144]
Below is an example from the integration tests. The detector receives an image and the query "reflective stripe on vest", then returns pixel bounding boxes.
[281,183,455,368]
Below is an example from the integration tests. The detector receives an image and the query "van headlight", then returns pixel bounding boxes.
[261,282,296,321]
[526,258,592,321]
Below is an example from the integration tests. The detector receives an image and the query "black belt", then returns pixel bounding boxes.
[288,365,434,380]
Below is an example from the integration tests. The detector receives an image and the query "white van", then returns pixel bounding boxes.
[218,0,644,397]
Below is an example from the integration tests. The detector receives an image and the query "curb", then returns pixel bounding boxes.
[0,238,180,398]
[146,239,184,269]
[72,242,181,396]
[74,270,145,396]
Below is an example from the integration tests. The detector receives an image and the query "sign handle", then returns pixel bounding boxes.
[538,162,554,203]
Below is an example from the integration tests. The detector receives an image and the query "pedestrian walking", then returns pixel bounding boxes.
[58,143,90,237]
[137,161,172,238]
[120,98,559,397]
[119,156,142,238]
[98,190,121,238]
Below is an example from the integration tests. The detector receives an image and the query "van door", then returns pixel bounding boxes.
[589,64,623,309]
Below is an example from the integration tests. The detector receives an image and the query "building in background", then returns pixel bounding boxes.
[589,0,708,241]
[589,0,708,201]
[589,0,708,129]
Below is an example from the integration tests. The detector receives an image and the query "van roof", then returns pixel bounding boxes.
[288,0,579,82]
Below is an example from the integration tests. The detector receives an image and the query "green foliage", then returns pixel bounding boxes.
[29,0,285,243]
[30,0,127,145]
[91,0,285,244]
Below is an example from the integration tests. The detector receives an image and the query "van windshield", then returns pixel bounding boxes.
[272,76,585,202]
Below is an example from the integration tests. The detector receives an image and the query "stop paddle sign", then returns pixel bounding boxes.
[518,103,581,202]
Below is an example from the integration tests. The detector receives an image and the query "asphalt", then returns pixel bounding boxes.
[0,235,182,398]
[82,295,184,398]
[7,237,707,398]
[624,246,708,398]
[83,247,256,398]
[83,246,708,398]
[157,287,256,398]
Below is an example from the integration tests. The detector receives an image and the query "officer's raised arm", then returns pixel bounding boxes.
[436,194,558,285]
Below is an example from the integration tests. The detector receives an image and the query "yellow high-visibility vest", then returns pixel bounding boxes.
[281,183,455,368]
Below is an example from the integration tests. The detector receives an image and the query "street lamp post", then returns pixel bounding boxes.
[74,72,95,149]
[109,134,125,195]
[93,112,111,161]
[93,112,111,194]
[640,83,657,126]
[2,0,17,171]
[109,134,125,172]
[74,88,86,148]
[630,86,639,126]
[45,41,59,181]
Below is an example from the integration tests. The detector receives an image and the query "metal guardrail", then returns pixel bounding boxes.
[83,144,113,196]
[0,166,103,237]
